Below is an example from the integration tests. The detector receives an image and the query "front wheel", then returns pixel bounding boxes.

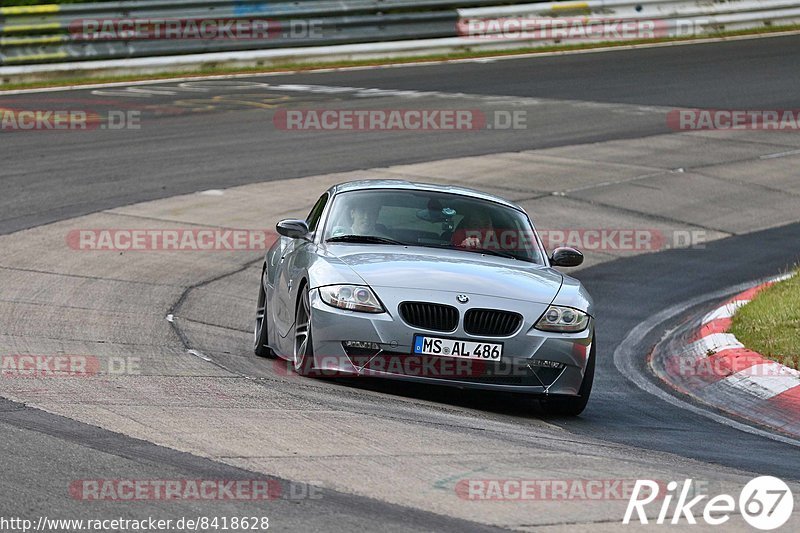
[540,340,595,416]
[253,273,274,358]
[293,286,317,377]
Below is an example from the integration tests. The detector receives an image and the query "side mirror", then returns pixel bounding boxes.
[276,219,310,240]
[550,246,584,267]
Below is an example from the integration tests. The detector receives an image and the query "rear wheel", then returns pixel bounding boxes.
[541,340,595,416]
[253,272,274,358]
[293,286,316,377]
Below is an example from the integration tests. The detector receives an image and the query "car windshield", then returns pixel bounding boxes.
[322,189,544,264]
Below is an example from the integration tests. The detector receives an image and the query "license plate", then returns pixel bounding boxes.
[413,334,503,360]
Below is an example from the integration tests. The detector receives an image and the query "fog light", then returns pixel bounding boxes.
[344,341,380,350]
[528,359,566,370]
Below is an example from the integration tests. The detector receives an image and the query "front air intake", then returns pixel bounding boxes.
[399,302,458,332]
[464,309,522,336]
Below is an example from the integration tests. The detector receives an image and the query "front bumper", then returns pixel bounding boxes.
[308,287,593,396]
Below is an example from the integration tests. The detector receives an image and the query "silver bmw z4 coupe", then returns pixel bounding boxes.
[254,180,595,415]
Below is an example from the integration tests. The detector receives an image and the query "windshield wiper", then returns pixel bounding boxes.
[325,234,406,246]
[423,243,522,261]
[468,247,518,260]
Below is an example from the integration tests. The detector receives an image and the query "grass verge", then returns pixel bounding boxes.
[730,271,800,370]
[2,24,800,91]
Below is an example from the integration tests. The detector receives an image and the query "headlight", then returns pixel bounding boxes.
[535,305,589,332]
[319,285,384,313]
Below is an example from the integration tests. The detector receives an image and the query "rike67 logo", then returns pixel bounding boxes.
[623,476,793,530]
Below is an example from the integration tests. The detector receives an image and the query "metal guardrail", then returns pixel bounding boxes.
[461,0,800,17]
[1,0,798,66]
[457,0,800,40]
[0,0,545,64]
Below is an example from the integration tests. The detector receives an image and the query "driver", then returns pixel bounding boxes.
[350,204,381,234]
[453,209,494,249]
[331,204,387,237]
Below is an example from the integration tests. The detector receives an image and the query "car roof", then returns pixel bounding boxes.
[328,180,524,212]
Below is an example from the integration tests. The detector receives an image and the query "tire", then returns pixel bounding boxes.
[541,340,595,416]
[253,271,274,358]
[293,284,317,377]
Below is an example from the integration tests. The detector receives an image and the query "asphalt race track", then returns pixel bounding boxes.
[2,34,800,531]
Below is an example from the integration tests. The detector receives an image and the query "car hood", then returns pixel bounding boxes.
[324,244,563,305]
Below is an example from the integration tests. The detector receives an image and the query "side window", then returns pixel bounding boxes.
[306,193,328,231]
